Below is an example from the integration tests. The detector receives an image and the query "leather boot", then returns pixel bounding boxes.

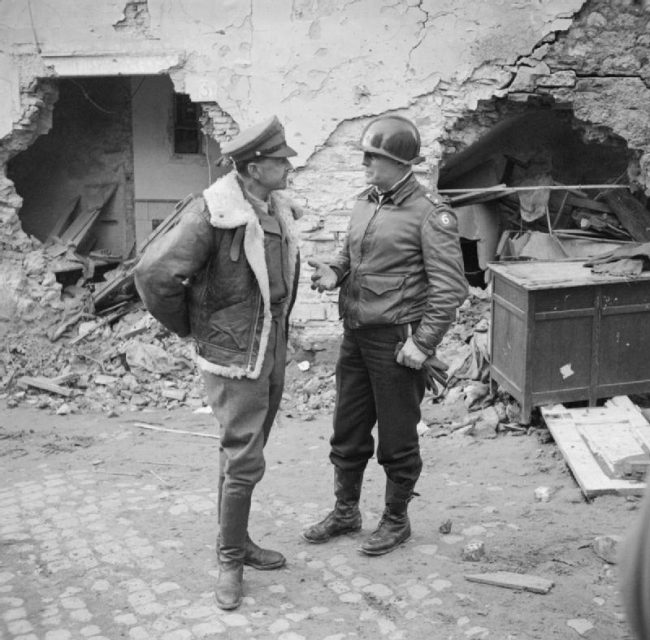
[215,493,251,610]
[359,477,413,556]
[244,534,286,570]
[302,468,363,544]
[216,533,286,570]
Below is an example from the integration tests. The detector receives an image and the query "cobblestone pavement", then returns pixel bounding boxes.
[0,407,634,639]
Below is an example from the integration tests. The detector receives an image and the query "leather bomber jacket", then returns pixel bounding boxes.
[329,173,468,354]
[134,171,300,380]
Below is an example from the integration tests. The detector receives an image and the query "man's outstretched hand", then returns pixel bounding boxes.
[308,259,338,292]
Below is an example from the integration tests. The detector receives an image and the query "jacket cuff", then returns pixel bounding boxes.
[412,334,435,357]
[330,265,348,287]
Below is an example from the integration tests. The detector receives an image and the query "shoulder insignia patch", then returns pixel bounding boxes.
[438,211,453,227]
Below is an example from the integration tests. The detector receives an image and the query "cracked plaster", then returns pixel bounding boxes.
[1,0,586,163]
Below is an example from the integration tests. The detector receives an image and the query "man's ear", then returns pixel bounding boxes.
[246,161,261,180]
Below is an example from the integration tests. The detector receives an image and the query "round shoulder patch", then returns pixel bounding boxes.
[438,211,453,227]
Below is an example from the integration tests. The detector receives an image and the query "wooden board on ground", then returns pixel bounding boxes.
[16,376,72,397]
[464,571,554,594]
[541,396,649,497]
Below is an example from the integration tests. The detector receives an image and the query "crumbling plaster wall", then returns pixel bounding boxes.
[2,0,650,343]
[504,0,650,186]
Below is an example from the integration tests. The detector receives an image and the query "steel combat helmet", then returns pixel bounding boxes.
[360,115,424,165]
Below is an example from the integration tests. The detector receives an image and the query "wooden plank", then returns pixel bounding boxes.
[16,376,72,397]
[567,195,612,214]
[47,196,80,242]
[58,207,102,246]
[604,189,650,242]
[607,397,650,452]
[578,422,646,477]
[464,572,554,594]
[541,402,647,497]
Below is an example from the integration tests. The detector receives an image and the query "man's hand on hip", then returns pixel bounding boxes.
[395,337,428,370]
[308,259,338,292]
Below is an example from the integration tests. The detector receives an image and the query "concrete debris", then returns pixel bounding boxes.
[591,534,622,564]
[566,618,595,636]
[534,486,553,502]
[0,284,532,437]
[461,541,486,562]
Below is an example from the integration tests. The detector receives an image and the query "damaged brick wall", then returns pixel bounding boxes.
[0,80,62,333]
[1,0,650,349]
[504,0,650,187]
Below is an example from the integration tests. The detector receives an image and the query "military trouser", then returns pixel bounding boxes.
[330,324,425,489]
[203,315,286,504]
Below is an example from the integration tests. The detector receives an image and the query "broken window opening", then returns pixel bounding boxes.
[173,92,202,155]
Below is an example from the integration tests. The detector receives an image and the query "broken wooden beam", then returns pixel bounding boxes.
[464,571,554,594]
[69,304,131,345]
[46,196,80,243]
[440,184,629,195]
[16,376,72,397]
[566,195,612,214]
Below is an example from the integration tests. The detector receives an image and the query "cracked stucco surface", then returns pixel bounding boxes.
[0,0,585,161]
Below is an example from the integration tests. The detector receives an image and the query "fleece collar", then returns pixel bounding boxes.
[202,170,301,229]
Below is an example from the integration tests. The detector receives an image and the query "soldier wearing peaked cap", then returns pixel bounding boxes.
[305,115,468,557]
[134,115,301,610]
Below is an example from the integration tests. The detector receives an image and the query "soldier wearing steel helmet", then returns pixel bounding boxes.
[304,115,468,556]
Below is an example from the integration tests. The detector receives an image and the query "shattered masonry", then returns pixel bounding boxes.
[0,0,649,354]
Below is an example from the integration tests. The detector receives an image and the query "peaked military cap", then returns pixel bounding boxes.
[221,115,297,162]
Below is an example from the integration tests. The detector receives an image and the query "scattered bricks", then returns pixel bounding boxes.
[534,486,552,503]
[161,388,186,402]
[17,376,72,397]
[461,541,485,562]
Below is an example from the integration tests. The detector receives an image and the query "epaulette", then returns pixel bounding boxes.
[424,191,452,207]
[424,191,456,228]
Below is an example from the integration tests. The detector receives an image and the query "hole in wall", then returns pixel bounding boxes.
[6,74,223,289]
[439,96,639,284]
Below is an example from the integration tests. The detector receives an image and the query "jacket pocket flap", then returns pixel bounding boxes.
[360,273,407,295]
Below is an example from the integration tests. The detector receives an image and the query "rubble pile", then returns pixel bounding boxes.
[1,271,525,434]
[1,306,204,415]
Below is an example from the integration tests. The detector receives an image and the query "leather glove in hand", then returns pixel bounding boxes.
[395,341,449,393]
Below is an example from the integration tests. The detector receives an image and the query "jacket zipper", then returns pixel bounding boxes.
[350,201,383,324]
[246,291,262,372]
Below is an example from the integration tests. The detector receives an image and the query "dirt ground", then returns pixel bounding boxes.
[0,397,639,640]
